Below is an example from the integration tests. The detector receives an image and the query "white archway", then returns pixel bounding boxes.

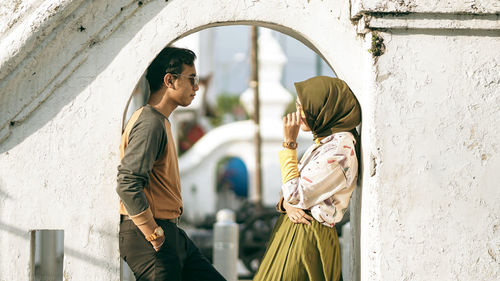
[2,1,500,281]
[0,1,372,280]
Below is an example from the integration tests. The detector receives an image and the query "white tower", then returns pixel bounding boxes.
[240,28,310,206]
[240,27,292,133]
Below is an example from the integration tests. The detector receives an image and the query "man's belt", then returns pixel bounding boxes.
[120,215,180,225]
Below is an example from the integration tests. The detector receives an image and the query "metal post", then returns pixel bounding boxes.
[37,230,63,281]
[213,209,239,281]
[250,26,262,208]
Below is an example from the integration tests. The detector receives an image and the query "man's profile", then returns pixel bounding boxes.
[116,46,226,281]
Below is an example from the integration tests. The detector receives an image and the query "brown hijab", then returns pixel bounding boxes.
[294,76,361,139]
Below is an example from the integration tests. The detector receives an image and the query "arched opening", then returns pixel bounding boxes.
[0,1,375,280]
[120,23,362,281]
[215,156,249,211]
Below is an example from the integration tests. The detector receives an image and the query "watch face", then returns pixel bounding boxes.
[156,227,164,236]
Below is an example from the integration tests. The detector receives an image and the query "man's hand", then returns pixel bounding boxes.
[283,109,301,143]
[284,201,312,225]
[133,216,165,252]
[151,235,165,252]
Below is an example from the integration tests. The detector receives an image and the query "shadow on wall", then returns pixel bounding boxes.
[0,183,12,201]
[0,1,170,154]
[0,1,338,155]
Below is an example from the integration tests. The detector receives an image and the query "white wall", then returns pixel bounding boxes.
[0,0,498,280]
[351,0,500,15]
[362,29,500,281]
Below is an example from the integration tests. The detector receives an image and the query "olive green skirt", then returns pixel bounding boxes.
[253,214,341,281]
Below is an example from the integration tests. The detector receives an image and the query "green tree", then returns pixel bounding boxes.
[209,92,249,126]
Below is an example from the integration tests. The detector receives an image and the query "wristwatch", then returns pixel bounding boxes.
[145,226,164,242]
[282,141,298,149]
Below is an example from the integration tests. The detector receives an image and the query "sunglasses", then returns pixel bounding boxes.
[171,73,200,87]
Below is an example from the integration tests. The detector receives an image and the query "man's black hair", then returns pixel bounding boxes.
[146,46,197,93]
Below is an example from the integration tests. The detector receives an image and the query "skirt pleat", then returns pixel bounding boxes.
[253,214,341,281]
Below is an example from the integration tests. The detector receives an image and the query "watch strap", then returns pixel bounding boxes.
[282,141,297,149]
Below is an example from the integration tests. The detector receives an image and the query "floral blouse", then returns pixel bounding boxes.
[280,132,358,227]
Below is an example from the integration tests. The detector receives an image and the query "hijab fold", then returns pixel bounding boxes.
[294,76,361,139]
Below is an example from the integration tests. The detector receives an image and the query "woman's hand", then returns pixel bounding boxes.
[283,110,301,143]
[284,201,313,225]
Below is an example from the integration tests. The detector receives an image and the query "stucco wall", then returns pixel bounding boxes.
[351,0,500,15]
[0,0,368,280]
[0,0,498,280]
[361,29,500,280]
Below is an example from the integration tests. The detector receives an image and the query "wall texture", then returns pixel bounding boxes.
[0,0,498,280]
[364,30,500,280]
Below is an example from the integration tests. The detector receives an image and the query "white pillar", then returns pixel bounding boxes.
[213,209,239,281]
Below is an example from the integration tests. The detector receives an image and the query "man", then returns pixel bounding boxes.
[116,47,226,281]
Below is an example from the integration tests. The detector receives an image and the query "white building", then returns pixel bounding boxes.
[178,27,312,222]
[0,1,499,280]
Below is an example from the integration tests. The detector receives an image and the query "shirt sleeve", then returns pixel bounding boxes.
[281,138,356,210]
[116,115,167,216]
[275,196,287,213]
[278,148,300,184]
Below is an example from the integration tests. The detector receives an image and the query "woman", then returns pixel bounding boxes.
[253,76,361,281]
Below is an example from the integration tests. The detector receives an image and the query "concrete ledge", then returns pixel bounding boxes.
[356,13,500,33]
[350,0,500,18]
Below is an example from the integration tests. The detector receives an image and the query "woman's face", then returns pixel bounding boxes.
[296,99,311,131]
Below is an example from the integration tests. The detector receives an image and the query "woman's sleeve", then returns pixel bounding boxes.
[278,148,300,184]
[280,139,356,210]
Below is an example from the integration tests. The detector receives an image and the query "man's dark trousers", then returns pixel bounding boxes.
[119,219,226,281]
